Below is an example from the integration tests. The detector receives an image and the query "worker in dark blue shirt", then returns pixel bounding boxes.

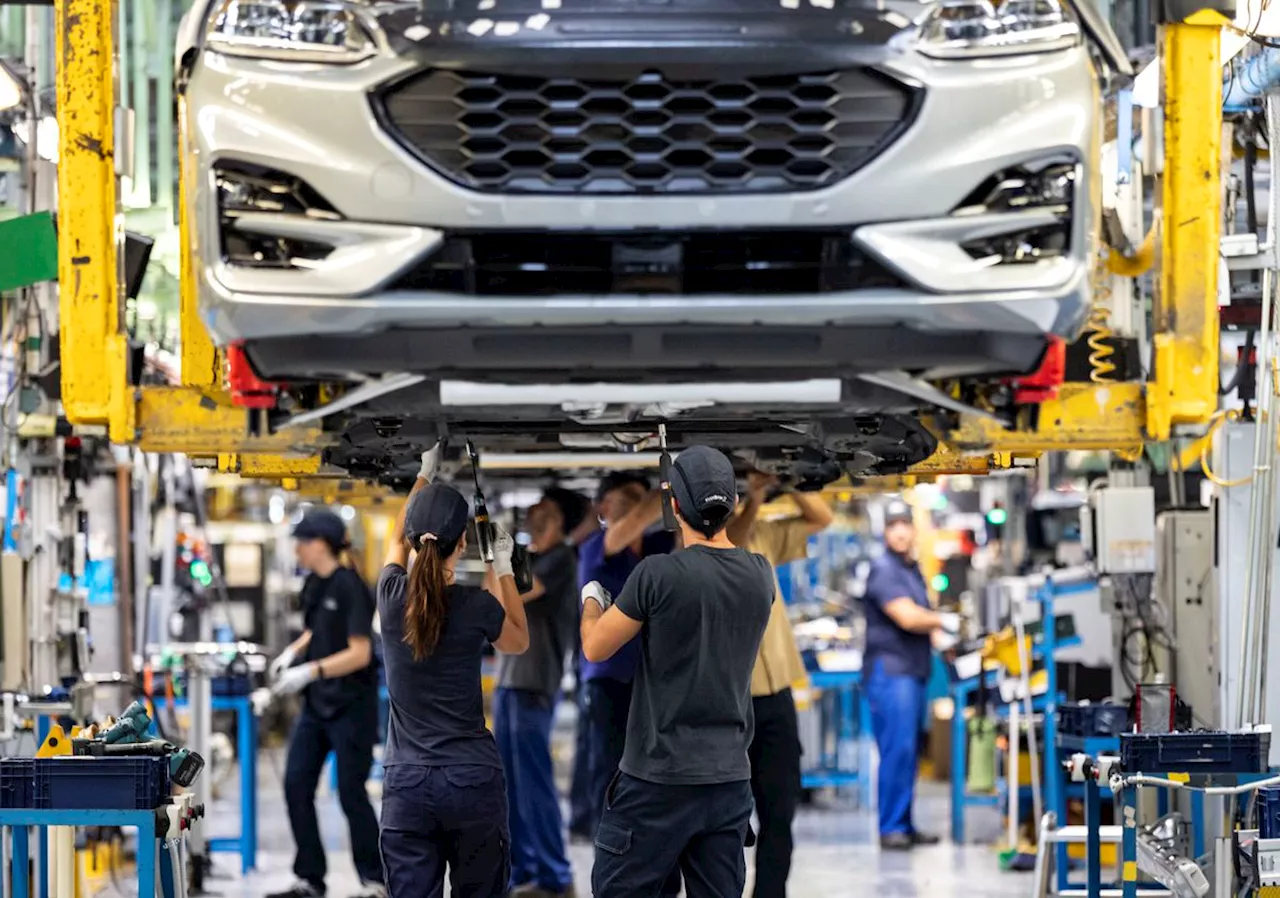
[376,447,531,898]
[574,473,674,837]
[861,500,959,851]
[268,509,383,898]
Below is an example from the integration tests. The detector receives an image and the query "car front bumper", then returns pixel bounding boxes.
[186,40,1100,378]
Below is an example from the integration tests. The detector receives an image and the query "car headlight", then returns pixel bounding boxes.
[206,0,376,63]
[918,0,1080,59]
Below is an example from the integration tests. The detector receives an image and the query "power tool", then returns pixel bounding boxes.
[73,701,206,788]
[100,700,152,744]
[466,440,533,589]
[72,738,206,788]
[657,424,678,532]
[467,440,496,563]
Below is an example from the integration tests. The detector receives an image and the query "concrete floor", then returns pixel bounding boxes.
[199,749,1030,898]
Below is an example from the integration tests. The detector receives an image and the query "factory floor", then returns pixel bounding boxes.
[202,749,1026,898]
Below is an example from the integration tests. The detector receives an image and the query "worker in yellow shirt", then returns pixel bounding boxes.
[727,472,834,898]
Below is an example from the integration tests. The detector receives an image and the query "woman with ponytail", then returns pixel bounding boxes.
[376,445,529,898]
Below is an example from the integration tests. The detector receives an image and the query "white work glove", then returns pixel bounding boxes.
[938,612,962,635]
[490,523,515,579]
[273,663,317,696]
[268,646,297,683]
[581,580,613,614]
[419,441,443,483]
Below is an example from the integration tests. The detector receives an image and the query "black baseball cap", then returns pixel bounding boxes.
[293,509,348,552]
[670,445,737,531]
[596,472,651,502]
[884,500,914,526]
[404,482,470,548]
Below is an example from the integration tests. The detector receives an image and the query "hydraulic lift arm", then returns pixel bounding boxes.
[52,0,1228,473]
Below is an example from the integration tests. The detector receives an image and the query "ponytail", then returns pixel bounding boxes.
[404,537,455,660]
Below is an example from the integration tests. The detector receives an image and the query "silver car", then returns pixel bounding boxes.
[177,0,1127,481]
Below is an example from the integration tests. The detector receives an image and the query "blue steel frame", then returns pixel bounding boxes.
[800,670,874,807]
[164,693,258,873]
[205,694,258,873]
[0,808,158,898]
[949,575,1090,843]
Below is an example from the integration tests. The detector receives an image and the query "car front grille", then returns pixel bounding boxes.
[389,229,904,295]
[376,68,916,195]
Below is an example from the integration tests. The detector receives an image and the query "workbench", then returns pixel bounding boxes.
[0,808,159,898]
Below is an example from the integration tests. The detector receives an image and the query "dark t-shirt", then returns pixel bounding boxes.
[377,564,506,768]
[577,529,676,683]
[496,543,577,698]
[300,567,376,719]
[614,546,773,786]
[861,550,932,680]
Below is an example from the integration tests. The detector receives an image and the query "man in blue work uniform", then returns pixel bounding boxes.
[492,489,584,898]
[861,500,959,851]
[575,473,673,837]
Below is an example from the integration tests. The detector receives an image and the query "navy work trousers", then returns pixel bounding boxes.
[568,674,594,838]
[865,658,927,837]
[284,702,383,889]
[581,676,631,838]
[493,688,573,893]
[593,772,753,898]
[379,764,510,898]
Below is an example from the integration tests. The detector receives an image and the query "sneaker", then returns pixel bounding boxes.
[351,883,387,898]
[267,882,324,898]
[509,887,577,898]
[879,832,913,851]
[909,831,941,846]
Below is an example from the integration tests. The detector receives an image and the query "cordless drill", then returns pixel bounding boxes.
[73,701,205,788]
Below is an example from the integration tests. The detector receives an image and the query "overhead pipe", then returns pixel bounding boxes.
[1224,48,1280,110]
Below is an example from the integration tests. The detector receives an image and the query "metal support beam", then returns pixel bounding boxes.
[1146,12,1226,440]
[945,383,1147,455]
[55,0,133,443]
[134,387,329,454]
[177,92,221,391]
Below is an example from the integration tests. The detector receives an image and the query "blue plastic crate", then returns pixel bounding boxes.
[1259,787,1280,839]
[1120,731,1270,774]
[0,758,35,808]
[34,756,170,810]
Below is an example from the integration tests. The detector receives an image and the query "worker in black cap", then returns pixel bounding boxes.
[580,446,774,897]
[268,508,383,898]
[376,446,530,898]
[861,499,960,851]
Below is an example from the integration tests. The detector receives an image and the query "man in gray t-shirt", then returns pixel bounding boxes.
[580,446,773,897]
[492,490,584,897]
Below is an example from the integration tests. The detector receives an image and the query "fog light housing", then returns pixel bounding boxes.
[216,161,340,269]
[955,159,1076,265]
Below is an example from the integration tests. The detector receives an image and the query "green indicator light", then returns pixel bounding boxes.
[931,573,950,592]
[987,508,1008,526]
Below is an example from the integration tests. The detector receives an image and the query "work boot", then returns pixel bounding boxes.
[509,886,577,898]
[267,881,324,898]
[909,831,941,846]
[879,832,913,851]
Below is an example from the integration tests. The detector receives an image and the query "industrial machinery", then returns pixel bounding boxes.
[169,0,1133,482]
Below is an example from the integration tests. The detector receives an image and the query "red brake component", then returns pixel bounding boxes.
[1011,337,1066,404]
[227,343,283,410]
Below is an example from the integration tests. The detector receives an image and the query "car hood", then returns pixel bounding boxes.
[369,0,916,71]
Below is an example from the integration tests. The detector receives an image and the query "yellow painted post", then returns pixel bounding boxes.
[55,0,134,442]
[1147,12,1227,440]
[177,95,222,390]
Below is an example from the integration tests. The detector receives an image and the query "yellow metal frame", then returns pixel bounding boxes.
[54,2,1228,478]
